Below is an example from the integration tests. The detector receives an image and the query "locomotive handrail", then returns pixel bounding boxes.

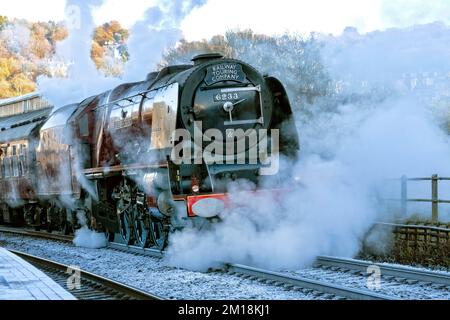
[83,162,168,175]
[92,89,154,112]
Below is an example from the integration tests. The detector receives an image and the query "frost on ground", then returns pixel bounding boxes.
[2,233,448,300]
[285,266,450,300]
[0,233,318,300]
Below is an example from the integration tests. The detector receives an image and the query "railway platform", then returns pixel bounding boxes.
[0,247,75,300]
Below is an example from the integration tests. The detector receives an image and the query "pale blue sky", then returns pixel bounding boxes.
[2,0,450,40]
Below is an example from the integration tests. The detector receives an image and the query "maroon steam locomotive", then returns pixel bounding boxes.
[0,53,299,249]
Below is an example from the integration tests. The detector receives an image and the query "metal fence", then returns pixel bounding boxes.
[398,174,450,223]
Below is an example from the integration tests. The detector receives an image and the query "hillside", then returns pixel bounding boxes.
[0,16,128,99]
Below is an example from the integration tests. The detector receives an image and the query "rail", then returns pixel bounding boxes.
[10,249,164,300]
[315,256,450,286]
[4,226,448,299]
[226,264,396,300]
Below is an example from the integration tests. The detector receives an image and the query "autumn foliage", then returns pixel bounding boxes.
[0,16,327,113]
[0,18,68,98]
[161,30,329,112]
[0,18,128,99]
[91,21,129,75]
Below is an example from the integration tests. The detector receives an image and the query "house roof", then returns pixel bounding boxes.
[0,92,42,107]
[0,107,52,143]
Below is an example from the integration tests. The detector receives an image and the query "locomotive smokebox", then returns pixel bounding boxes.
[191,53,224,66]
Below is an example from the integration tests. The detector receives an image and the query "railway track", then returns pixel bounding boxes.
[225,264,395,300]
[108,242,164,258]
[315,256,450,287]
[108,243,395,300]
[10,249,164,300]
[2,226,449,300]
[0,226,73,243]
[107,243,450,292]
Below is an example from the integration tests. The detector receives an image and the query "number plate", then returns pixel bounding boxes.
[205,63,246,86]
[214,92,241,102]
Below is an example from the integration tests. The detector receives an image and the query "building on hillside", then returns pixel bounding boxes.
[0,92,51,118]
[0,92,53,180]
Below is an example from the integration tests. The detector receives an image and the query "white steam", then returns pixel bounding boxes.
[31,1,450,269]
[37,0,208,103]
[34,0,208,249]
[73,210,107,249]
[37,0,121,107]
[123,0,207,82]
[73,226,108,249]
[165,24,450,271]
[0,22,30,55]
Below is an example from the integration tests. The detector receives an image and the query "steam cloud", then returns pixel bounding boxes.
[124,0,207,82]
[165,23,450,271]
[73,210,107,249]
[37,0,121,107]
[33,1,450,266]
[35,0,208,248]
[37,0,209,100]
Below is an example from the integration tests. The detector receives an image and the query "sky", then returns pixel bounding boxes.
[2,0,450,40]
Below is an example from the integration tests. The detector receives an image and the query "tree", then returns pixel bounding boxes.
[10,73,35,94]
[161,30,330,113]
[160,35,232,68]
[91,21,129,76]
[91,41,105,69]
[49,22,69,43]
[94,21,128,46]
[0,18,68,98]
[30,24,53,59]
[0,17,131,98]
[0,16,7,30]
[0,57,30,97]
[0,79,13,97]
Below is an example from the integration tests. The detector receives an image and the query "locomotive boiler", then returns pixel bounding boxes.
[0,53,299,249]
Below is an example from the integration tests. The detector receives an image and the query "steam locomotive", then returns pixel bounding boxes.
[0,53,299,249]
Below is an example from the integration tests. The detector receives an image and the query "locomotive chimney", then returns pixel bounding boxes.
[192,53,224,66]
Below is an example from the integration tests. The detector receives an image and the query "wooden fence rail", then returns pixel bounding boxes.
[398,174,450,223]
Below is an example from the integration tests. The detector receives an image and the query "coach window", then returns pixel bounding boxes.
[79,113,89,137]
[23,100,29,112]
[1,146,9,178]
[0,147,5,177]
[18,145,25,176]
[0,148,3,178]
[4,156,11,178]
[18,157,23,176]
[11,145,19,177]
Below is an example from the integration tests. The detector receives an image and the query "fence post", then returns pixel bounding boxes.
[431,174,439,223]
[401,175,408,218]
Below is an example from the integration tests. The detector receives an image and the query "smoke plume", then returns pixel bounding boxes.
[37,0,120,107]
[165,23,450,271]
